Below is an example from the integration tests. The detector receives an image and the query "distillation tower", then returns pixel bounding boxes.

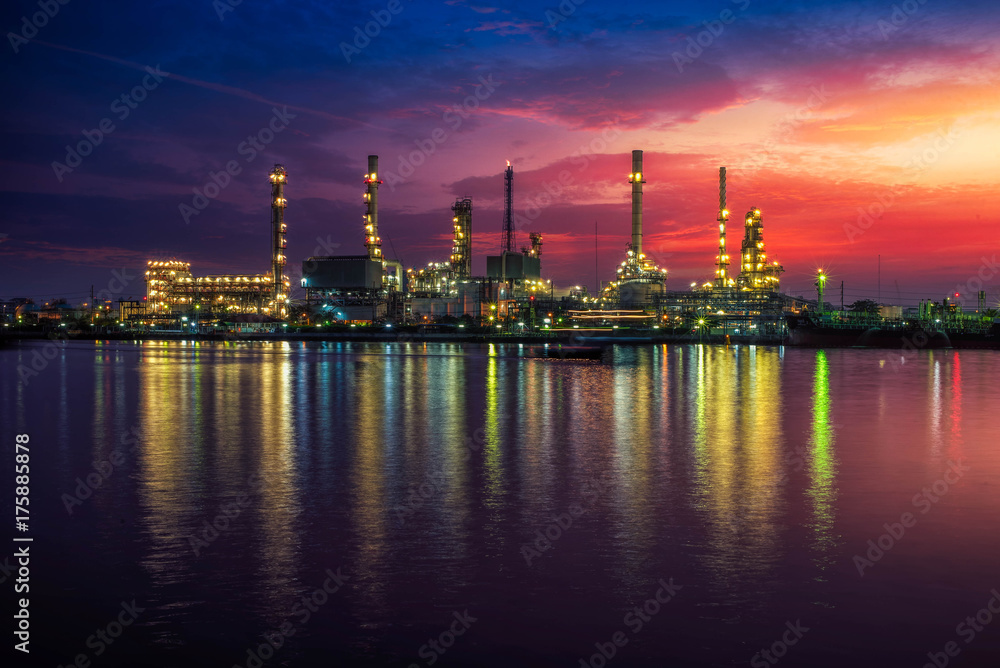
[269,164,289,317]
[736,206,784,291]
[714,167,734,289]
[451,198,472,280]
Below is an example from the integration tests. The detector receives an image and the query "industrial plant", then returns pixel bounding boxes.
[47,145,981,342]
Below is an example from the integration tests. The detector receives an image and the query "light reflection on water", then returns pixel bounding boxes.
[4,340,999,667]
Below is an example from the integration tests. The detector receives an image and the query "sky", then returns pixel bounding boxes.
[1,0,999,307]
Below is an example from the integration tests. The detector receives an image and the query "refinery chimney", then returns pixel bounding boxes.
[364,155,382,260]
[628,150,646,260]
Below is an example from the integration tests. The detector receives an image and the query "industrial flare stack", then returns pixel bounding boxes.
[487,161,542,282]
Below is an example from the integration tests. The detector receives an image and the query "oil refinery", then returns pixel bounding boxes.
[101,148,993,344]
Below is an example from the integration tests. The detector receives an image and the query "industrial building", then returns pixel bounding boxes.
[143,164,291,321]
[301,155,402,321]
[127,147,809,333]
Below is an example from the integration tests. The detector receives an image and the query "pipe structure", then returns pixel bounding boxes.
[529,231,542,258]
[364,155,382,260]
[628,150,645,262]
[737,206,783,291]
[501,161,515,253]
[451,197,473,279]
[715,166,731,289]
[269,164,288,316]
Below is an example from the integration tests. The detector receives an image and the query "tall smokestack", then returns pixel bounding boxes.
[628,150,645,260]
[364,155,382,260]
[268,164,288,317]
[501,160,515,253]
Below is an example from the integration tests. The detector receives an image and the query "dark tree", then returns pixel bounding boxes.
[849,299,880,313]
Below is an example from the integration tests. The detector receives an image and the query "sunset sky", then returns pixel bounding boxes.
[2,0,998,306]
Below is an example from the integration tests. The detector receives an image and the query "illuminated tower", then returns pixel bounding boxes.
[627,150,645,262]
[529,231,542,258]
[501,161,515,253]
[714,167,732,289]
[364,155,382,260]
[269,164,288,315]
[737,206,784,291]
[451,197,472,279]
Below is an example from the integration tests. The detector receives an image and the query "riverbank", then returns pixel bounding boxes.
[0,329,786,346]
